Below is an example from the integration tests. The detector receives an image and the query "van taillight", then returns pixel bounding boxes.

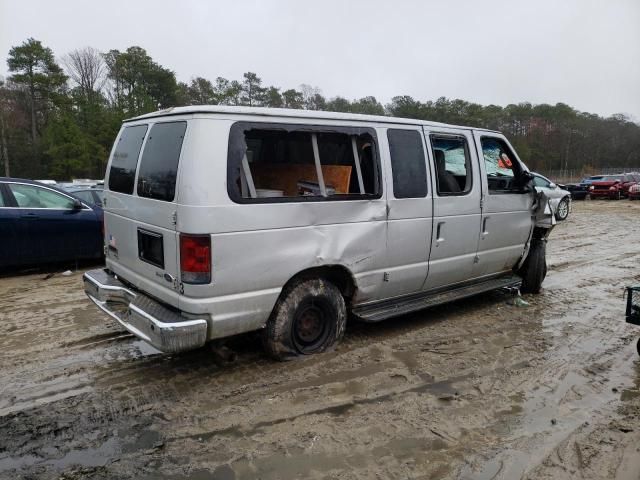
[180,234,211,284]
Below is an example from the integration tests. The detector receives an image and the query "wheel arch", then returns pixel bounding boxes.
[280,265,357,302]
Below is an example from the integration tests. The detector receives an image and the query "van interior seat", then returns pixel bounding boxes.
[434,150,461,193]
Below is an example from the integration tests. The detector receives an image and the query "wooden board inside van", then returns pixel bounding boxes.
[251,164,352,196]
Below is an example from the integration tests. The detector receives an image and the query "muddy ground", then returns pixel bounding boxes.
[1,200,639,480]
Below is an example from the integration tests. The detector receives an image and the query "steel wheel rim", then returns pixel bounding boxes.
[292,302,331,353]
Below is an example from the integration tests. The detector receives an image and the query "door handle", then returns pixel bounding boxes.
[482,217,490,237]
[20,213,39,219]
[436,222,445,246]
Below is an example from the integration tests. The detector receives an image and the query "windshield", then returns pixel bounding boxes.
[600,175,624,182]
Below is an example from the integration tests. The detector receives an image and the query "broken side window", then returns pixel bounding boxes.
[481,137,525,193]
[227,122,381,202]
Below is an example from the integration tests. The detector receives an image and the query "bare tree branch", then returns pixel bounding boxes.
[63,47,106,97]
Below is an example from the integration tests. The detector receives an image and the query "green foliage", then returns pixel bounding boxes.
[7,38,67,100]
[103,46,177,115]
[42,112,106,179]
[2,38,639,180]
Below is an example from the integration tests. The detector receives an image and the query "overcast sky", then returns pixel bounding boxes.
[1,0,639,120]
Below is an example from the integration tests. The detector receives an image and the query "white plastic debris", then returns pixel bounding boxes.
[61,270,73,276]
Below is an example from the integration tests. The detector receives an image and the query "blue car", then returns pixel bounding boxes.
[0,178,104,269]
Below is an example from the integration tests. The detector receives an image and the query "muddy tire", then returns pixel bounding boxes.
[555,198,570,221]
[519,239,546,294]
[263,278,346,360]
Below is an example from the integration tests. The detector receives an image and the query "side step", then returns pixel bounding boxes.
[352,275,521,322]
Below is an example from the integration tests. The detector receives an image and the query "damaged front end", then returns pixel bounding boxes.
[533,189,557,232]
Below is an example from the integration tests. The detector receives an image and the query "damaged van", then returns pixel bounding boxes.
[84,106,555,359]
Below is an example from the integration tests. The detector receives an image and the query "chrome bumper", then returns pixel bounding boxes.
[83,269,208,353]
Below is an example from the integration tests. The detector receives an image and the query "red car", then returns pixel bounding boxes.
[629,183,640,200]
[589,174,638,199]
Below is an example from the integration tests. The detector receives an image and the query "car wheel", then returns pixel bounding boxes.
[555,197,570,221]
[519,239,546,294]
[263,278,346,360]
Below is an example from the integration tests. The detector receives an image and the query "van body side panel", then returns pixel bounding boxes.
[176,118,388,337]
[472,132,533,276]
[377,126,433,299]
[422,127,482,290]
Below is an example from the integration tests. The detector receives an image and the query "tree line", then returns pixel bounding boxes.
[1,38,638,180]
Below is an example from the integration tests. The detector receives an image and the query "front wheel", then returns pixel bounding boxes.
[519,239,547,294]
[263,278,347,360]
[555,197,570,221]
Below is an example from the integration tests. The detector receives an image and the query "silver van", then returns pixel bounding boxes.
[84,106,555,359]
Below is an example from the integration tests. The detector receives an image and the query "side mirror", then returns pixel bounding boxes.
[72,199,83,210]
[549,182,557,189]
[521,171,534,182]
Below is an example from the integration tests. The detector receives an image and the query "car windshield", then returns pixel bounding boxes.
[600,175,624,181]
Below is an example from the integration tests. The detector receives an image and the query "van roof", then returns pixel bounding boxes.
[125,105,496,132]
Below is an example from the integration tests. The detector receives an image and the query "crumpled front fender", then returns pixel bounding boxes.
[533,190,557,230]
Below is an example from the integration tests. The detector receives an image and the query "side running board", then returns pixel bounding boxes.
[352,275,522,323]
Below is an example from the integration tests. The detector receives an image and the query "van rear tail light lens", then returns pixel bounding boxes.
[180,234,211,284]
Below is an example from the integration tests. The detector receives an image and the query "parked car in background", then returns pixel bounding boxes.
[35,179,58,186]
[589,174,637,199]
[628,183,640,200]
[564,183,588,200]
[0,178,104,269]
[66,186,104,207]
[564,175,605,200]
[532,173,572,220]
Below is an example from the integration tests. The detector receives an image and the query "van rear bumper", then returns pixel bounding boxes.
[83,269,208,353]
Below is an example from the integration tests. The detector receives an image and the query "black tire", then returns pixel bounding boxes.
[555,197,570,221]
[263,278,346,360]
[637,338,640,357]
[519,239,547,294]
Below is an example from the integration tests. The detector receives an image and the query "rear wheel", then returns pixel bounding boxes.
[519,239,547,294]
[263,278,346,360]
[555,197,570,221]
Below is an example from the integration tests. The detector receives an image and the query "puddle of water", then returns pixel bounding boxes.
[0,428,161,474]
[0,437,118,472]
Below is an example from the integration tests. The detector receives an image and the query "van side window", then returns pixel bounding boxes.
[430,135,472,195]
[480,137,523,193]
[108,125,148,194]
[227,123,380,202]
[387,129,427,198]
[137,121,187,202]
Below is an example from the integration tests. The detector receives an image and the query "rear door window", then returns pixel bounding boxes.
[137,121,187,202]
[108,125,148,194]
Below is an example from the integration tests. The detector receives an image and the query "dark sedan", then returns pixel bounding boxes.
[0,178,104,269]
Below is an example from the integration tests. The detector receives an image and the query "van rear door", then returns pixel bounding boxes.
[104,121,188,305]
